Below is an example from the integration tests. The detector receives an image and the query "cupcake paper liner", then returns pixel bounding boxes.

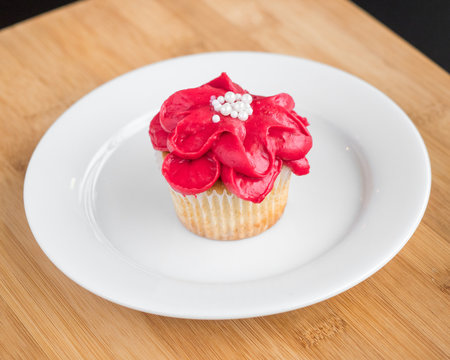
[168,166,291,240]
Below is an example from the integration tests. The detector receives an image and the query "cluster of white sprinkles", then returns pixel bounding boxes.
[210,91,253,123]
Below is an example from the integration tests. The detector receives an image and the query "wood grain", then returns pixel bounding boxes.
[0,0,449,358]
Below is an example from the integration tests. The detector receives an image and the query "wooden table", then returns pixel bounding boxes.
[1,0,449,358]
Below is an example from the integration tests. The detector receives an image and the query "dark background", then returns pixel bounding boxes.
[0,0,449,71]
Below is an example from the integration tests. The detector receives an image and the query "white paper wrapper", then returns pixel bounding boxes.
[168,166,291,240]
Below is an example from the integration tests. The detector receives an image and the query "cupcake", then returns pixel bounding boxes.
[149,73,312,240]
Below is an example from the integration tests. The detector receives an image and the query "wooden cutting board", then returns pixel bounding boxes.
[0,0,449,358]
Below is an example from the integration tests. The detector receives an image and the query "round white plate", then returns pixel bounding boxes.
[24,52,431,319]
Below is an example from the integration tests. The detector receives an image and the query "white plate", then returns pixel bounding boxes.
[24,52,431,319]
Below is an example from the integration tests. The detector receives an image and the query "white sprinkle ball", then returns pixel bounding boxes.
[220,103,232,115]
[212,114,221,123]
[210,95,216,100]
[235,93,242,100]
[238,112,248,121]
[214,103,222,112]
[230,110,238,118]
[218,96,225,104]
[247,107,253,115]
[224,91,236,103]
[233,101,245,112]
[211,99,220,107]
[242,94,252,104]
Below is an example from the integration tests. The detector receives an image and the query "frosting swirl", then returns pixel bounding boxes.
[149,73,312,203]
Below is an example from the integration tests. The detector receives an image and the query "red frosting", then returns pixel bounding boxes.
[149,73,312,203]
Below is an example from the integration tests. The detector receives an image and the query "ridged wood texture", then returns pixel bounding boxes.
[0,0,449,358]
